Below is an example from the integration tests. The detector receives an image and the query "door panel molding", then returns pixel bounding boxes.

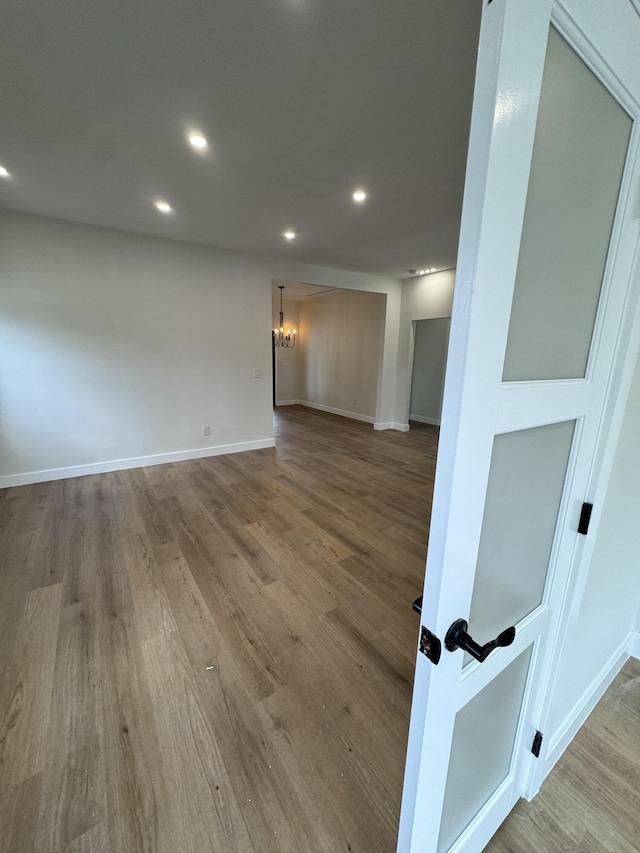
[398,0,640,850]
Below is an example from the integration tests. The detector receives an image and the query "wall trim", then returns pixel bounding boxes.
[409,413,441,426]
[298,400,375,424]
[0,438,276,489]
[374,421,410,432]
[275,399,301,406]
[628,631,640,660]
[543,633,632,779]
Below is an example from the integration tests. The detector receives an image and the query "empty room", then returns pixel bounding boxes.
[2,1,640,852]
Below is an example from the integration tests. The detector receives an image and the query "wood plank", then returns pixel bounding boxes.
[0,583,62,786]
[0,773,42,853]
[140,631,254,852]
[35,743,103,852]
[65,822,109,853]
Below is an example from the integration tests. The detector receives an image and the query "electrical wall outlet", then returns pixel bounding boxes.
[254,368,261,378]
[202,425,211,436]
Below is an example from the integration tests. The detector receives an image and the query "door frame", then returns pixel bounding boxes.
[407,317,452,428]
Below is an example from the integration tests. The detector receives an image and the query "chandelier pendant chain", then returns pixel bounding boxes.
[273,285,296,348]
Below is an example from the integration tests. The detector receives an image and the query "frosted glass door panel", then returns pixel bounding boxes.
[502,27,631,382]
[468,421,575,651]
[437,647,532,852]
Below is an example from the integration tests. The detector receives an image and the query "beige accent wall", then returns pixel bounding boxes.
[297,289,386,421]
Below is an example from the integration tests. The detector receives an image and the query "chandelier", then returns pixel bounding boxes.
[273,285,296,348]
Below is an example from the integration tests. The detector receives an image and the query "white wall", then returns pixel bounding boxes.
[0,210,276,485]
[0,209,404,486]
[396,270,456,427]
[546,348,640,742]
[272,296,300,404]
[298,289,386,422]
[409,318,451,425]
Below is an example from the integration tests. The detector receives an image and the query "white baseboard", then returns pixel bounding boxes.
[275,399,301,406]
[409,413,441,426]
[290,401,406,431]
[0,438,276,489]
[374,422,410,432]
[298,400,375,424]
[628,631,640,660]
[543,633,632,778]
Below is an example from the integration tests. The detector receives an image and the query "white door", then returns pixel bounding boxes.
[398,1,640,851]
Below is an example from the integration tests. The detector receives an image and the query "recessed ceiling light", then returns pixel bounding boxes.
[154,200,173,214]
[188,133,208,151]
[352,189,367,203]
[0,166,10,178]
[284,230,296,241]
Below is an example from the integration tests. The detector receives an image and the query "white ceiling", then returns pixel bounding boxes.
[0,0,481,279]
[273,281,337,301]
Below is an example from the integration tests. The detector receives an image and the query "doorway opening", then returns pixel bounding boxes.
[270,279,387,429]
[408,318,451,428]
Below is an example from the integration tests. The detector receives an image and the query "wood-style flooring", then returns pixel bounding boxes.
[0,406,437,852]
[2,405,639,852]
[487,656,640,853]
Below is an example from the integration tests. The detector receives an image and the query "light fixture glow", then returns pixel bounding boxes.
[0,166,10,178]
[284,230,296,241]
[154,200,173,214]
[352,189,367,203]
[273,286,296,348]
[188,134,208,151]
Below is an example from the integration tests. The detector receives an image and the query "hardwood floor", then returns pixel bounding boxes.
[2,406,638,852]
[0,406,437,852]
[487,657,640,853]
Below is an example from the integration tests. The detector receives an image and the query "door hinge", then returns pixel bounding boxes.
[578,502,593,535]
[531,730,543,758]
[419,626,442,665]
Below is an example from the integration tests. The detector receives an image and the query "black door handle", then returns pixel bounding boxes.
[444,619,515,663]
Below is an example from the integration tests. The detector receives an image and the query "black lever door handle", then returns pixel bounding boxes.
[444,619,515,663]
